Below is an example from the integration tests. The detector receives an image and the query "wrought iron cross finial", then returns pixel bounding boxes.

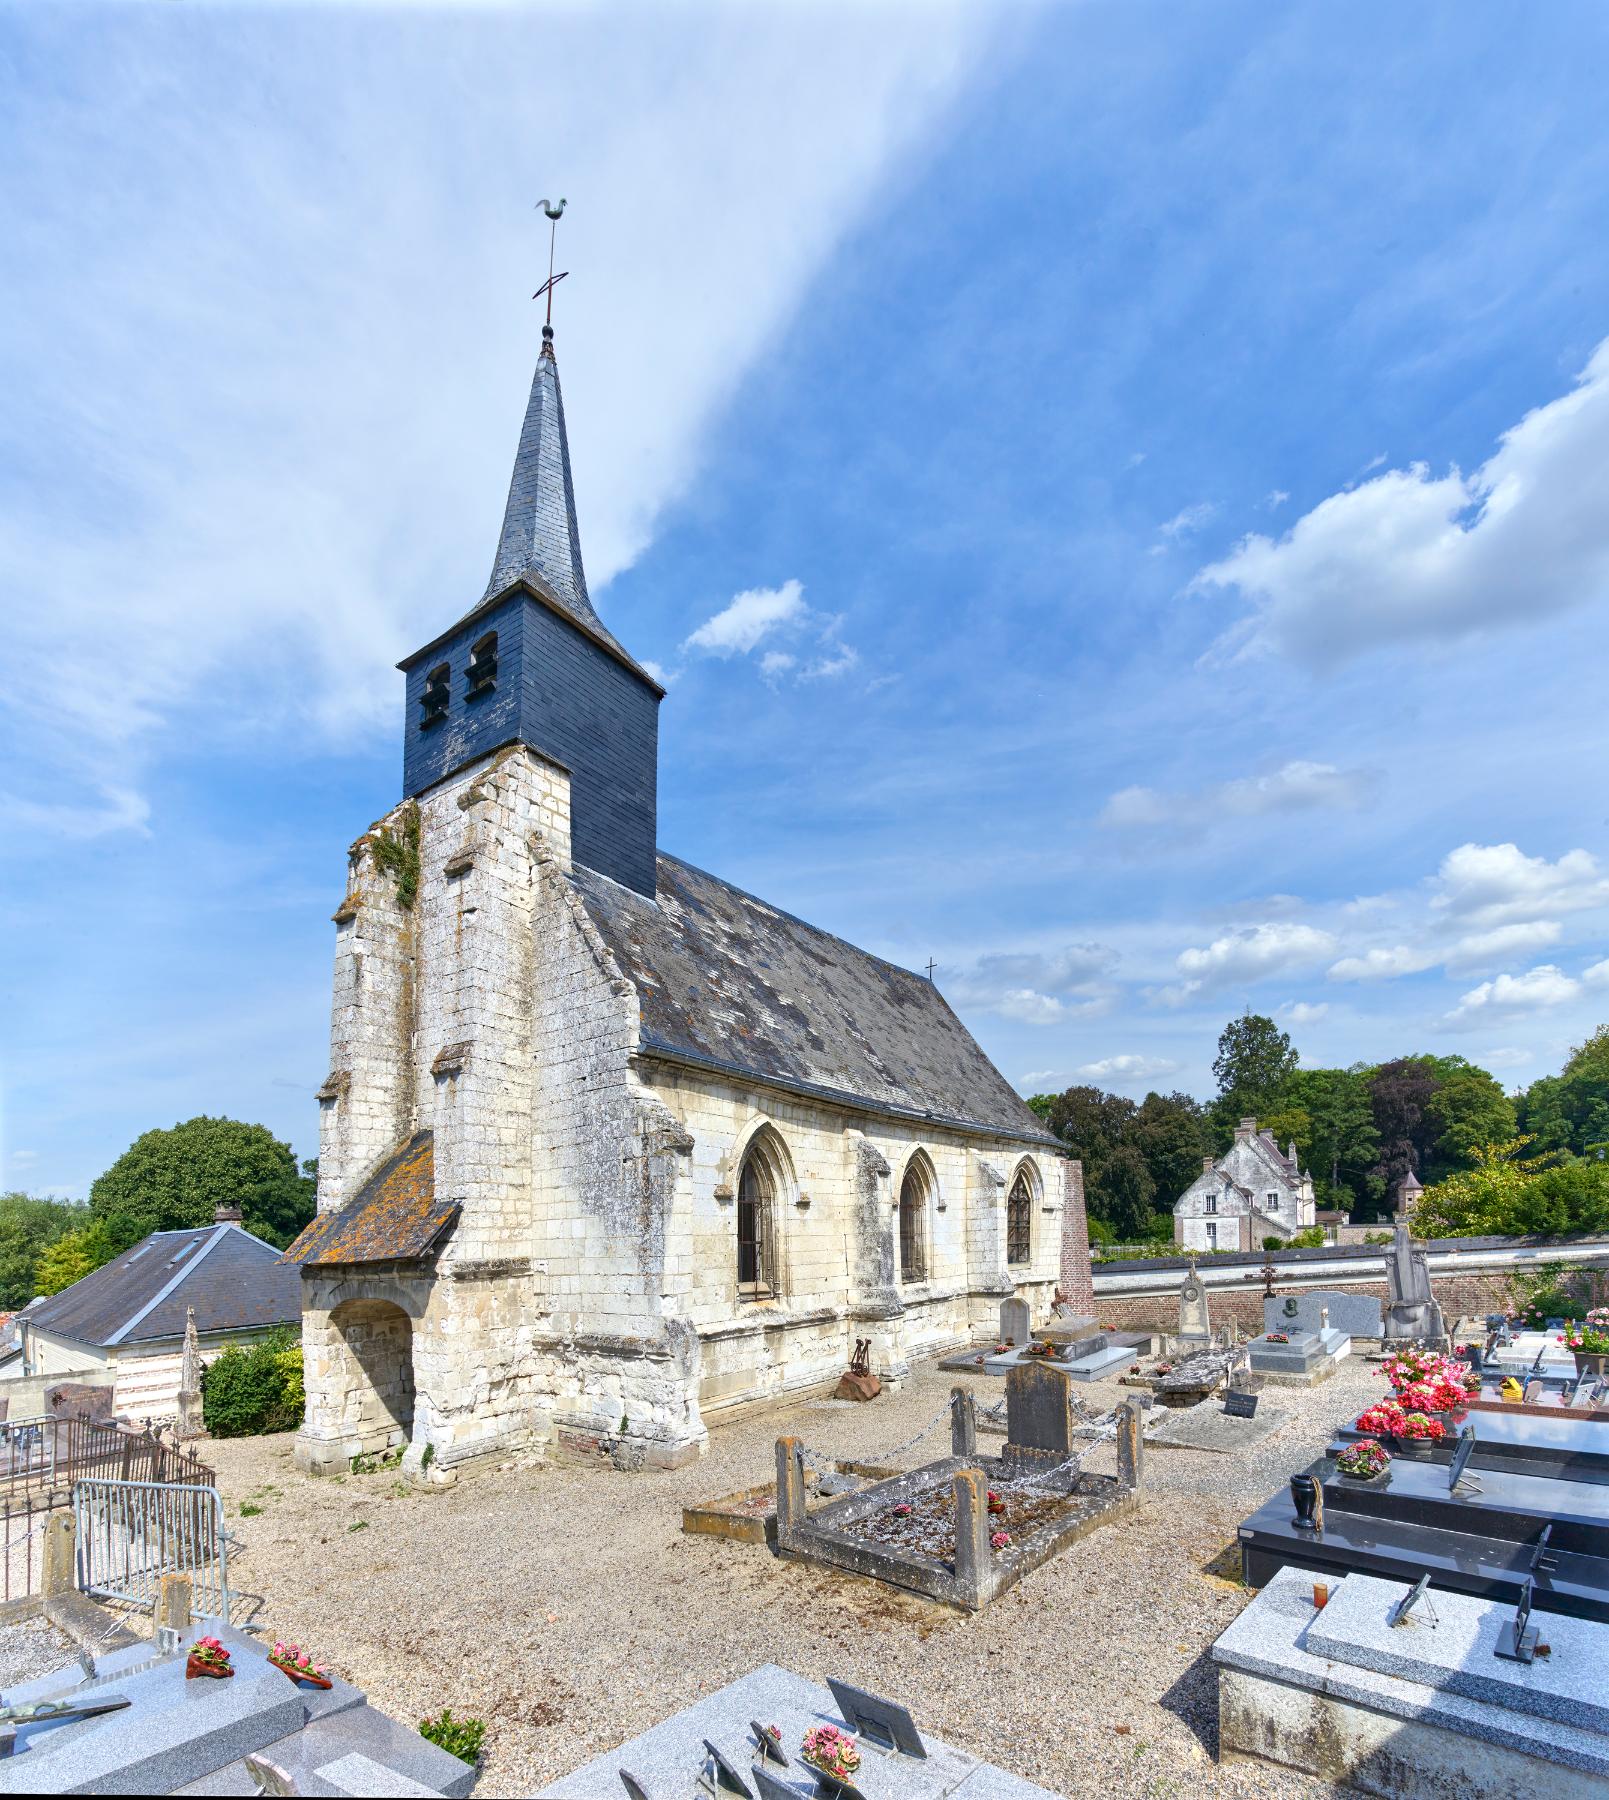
[533,197,569,330]
[925,959,937,982]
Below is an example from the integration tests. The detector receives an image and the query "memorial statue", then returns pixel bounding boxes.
[1382,1226,1447,1346]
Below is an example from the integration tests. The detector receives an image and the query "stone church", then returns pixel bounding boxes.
[286,317,1092,1478]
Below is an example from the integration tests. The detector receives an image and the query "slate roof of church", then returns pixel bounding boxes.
[24,1224,302,1349]
[282,1134,458,1268]
[570,853,1057,1146]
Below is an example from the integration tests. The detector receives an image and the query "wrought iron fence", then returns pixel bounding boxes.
[0,1414,211,1499]
[74,1479,231,1623]
[0,1495,47,1607]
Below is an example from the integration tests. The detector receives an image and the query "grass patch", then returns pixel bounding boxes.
[420,1708,485,1766]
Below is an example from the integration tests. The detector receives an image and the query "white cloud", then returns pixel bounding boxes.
[1100,760,1374,831]
[639,658,670,687]
[1444,919,1563,969]
[759,651,795,680]
[1445,964,1582,1026]
[1481,1047,1533,1070]
[1158,501,1217,541]
[1432,843,1609,926]
[1585,958,1609,988]
[802,644,860,680]
[1279,1001,1330,1024]
[1175,922,1336,988]
[1195,338,1609,662]
[1328,945,1436,983]
[682,580,806,657]
[0,9,982,817]
[1075,1053,1182,1082]
[0,784,152,841]
[946,945,1118,1024]
[1265,489,1290,510]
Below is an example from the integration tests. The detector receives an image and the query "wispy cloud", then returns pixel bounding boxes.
[1445,964,1583,1027]
[1196,339,1609,664]
[1100,759,1375,834]
[683,581,806,656]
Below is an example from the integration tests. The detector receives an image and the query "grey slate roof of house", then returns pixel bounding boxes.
[570,852,1057,1146]
[23,1224,302,1349]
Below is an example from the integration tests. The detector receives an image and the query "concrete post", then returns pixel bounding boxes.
[155,1573,193,1634]
[950,1387,977,1459]
[775,1436,806,1541]
[951,1468,991,1609]
[1117,1395,1145,1490]
[41,1512,76,1596]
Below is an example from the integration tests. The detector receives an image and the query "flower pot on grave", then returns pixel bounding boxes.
[1336,1468,1387,1484]
[270,1657,333,1689]
[186,1653,233,1680]
[1391,1435,1433,1459]
[1573,1352,1608,1380]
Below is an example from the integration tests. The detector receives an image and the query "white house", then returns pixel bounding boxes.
[1173,1117,1316,1252]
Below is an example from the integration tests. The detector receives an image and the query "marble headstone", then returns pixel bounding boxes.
[999,1296,1032,1346]
[1265,1290,1382,1340]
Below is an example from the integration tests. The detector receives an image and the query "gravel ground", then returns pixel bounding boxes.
[0,1615,72,1689]
[205,1359,1384,1800]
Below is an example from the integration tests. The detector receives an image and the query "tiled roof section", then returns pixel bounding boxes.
[569,854,1056,1145]
[477,335,629,654]
[23,1225,301,1349]
[282,1133,458,1268]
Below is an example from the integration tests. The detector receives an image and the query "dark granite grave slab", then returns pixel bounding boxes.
[1322,1455,1609,1555]
[1238,1491,1609,1621]
[1334,1414,1609,1485]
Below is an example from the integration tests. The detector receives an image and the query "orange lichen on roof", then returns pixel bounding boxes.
[282,1133,457,1268]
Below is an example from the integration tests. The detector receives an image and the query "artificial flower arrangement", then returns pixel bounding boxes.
[986,1488,1006,1516]
[1265,1332,1290,1343]
[990,1530,1012,1550]
[1026,1341,1056,1357]
[1354,1400,1407,1436]
[1396,1411,1446,1441]
[186,1635,233,1680]
[1394,1375,1468,1415]
[1382,1347,1450,1391]
[1335,1438,1391,1481]
[801,1723,862,1785]
[269,1640,332,1689]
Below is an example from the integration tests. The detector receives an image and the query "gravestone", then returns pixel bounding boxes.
[1116,1396,1144,1489]
[1224,1389,1260,1419]
[999,1297,1032,1347]
[1382,1226,1448,1345]
[1002,1360,1076,1481]
[1265,1290,1383,1341]
[1177,1261,1212,1344]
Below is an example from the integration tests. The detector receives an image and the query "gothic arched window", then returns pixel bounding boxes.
[1007,1161,1037,1266]
[420,663,450,730]
[898,1152,933,1283]
[736,1128,791,1299]
[466,631,499,697]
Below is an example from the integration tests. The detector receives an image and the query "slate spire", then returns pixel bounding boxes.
[482,324,598,628]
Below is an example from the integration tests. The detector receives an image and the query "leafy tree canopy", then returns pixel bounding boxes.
[1212,1014,1298,1135]
[0,1194,88,1308]
[90,1117,315,1251]
[1414,1137,1609,1238]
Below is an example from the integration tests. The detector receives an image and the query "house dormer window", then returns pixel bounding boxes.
[466,631,498,697]
[420,663,450,730]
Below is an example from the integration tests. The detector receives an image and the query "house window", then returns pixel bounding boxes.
[1206,1221,1218,1250]
[420,663,450,730]
[1205,1194,1218,1215]
[1006,1162,1037,1266]
[466,631,498,697]
[898,1153,933,1283]
[735,1126,792,1300]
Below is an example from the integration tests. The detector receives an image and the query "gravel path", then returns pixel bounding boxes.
[208,1359,1382,1799]
[0,1615,72,1689]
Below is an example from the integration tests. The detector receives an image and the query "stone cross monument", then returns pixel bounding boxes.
[174,1306,205,1440]
[1178,1260,1212,1344]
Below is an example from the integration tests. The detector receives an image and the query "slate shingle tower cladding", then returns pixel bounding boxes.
[397,325,663,896]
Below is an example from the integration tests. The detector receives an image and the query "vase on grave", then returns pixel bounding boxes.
[1573,1352,1609,1380]
[1289,1472,1320,1532]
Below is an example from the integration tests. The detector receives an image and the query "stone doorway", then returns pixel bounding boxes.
[327,1297,416,1456]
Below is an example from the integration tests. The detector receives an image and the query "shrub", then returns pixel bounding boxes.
[1262,1235,1285,1251]
[202,1327,305,1438]
[1287,1226,1326,1248]
[420,1709,486,1766]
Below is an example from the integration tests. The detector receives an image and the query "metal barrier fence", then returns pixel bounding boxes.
[0,1414,212,1500]
[74,1479,231,1623]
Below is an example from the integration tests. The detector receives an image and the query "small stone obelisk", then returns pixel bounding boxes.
[175,1306,205,1439]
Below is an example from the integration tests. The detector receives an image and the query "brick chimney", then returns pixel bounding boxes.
[1235,1117,1257,1142]
[214,1201,243,1225]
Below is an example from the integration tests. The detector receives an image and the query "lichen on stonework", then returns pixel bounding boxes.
[369,800,422,909]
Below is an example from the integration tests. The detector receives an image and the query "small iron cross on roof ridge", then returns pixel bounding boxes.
[925,959,937,982]
[533,197,569,327]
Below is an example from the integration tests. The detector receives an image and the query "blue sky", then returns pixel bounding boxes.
[5,2,1609,1197]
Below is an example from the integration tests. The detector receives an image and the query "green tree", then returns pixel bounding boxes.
[1099,1143,1157,1241]
[35,1228,105,1296]
[1129,1091,1213,1208]
[1368,1056,1440,1210]
[1285,1066,1379,1210]
[1520,1025,1609,1158]
[1211,1014,1298,1137]
[1408,1136,1609,1238]
[90,1117,315,1251]
[1423,1057,1517,1180]
[0,1193,87,1308]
